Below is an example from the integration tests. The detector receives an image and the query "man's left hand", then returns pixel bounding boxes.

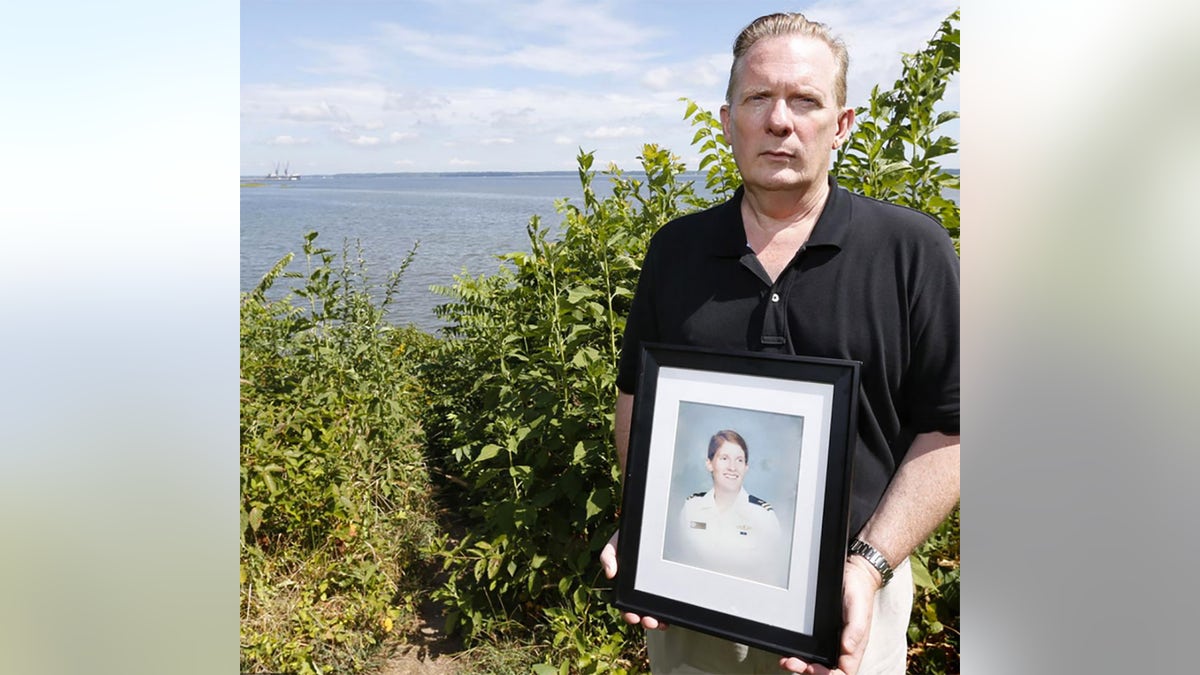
[779,556,881,674]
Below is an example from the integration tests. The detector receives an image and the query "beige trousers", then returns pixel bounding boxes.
[645,560,913,675]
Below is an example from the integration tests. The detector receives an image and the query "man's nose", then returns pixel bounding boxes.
[766,98,792,135]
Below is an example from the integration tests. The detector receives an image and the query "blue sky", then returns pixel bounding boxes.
[241,0,959,175]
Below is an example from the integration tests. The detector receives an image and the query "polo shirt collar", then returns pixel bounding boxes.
[711,175,852,257]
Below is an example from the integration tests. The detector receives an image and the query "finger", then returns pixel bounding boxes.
[618,611,669,630]
[641,616,669,630]
[600,544,617,579]
[780,656,839,674]
[600,531,620,579]
[778,656,814,673]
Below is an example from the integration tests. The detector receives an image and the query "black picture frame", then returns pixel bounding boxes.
[613,343,860,667]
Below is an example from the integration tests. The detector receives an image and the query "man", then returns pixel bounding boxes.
[599,12,960,675]
[674,430,784,586]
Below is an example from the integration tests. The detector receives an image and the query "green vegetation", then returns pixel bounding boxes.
[240,235,438,674]
[834,10,960,248]
[422,146,699,674]
[239,9,959,674]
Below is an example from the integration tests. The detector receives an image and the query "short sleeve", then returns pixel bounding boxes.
[905,226,960,435]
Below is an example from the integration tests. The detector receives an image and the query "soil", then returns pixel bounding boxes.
[371,592,465,675]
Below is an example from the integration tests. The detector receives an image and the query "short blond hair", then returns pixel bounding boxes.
[725,13,850,107]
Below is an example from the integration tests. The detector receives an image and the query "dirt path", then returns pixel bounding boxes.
[371,594,465,675]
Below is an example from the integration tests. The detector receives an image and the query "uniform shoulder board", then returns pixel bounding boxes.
[688,491,706,499]
[749,495,773,511]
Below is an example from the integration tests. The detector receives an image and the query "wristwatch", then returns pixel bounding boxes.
[848,538,894,587]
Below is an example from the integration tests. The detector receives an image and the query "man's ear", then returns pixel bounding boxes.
[832,106,856,149]
[719,104,732,146]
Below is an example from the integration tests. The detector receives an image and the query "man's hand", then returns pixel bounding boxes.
[778,556,881,674]
[599,530,669,630]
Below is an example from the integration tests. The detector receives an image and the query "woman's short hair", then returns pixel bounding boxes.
[707,429,749,462]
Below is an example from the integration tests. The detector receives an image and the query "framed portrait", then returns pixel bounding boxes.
[613,343,860,667]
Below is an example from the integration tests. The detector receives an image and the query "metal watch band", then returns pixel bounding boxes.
[849,538,894,587]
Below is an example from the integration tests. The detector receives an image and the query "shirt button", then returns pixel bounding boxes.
[771,293,780,303]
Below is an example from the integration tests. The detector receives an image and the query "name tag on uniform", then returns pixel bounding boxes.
[689,521,707,530]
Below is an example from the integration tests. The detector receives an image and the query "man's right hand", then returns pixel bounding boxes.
[599,530,669,630]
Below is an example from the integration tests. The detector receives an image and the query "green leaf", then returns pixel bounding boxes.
[261,471,278,496]
[935,110,960,126]
[910,555,935,590]
[585,488,610,520]
[565,285,595,304]
[475,444,502,463]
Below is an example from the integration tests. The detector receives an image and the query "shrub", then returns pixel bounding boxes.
[240,233,439,674]
[908,509,960,675]
[422,147,707,672]
[834,9,960,246]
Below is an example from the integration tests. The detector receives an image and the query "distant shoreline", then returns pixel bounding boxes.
[239,170,645,181]
[240,168,959,181]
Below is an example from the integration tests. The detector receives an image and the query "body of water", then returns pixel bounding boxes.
[242,171,957,334]
[241,172,595,333]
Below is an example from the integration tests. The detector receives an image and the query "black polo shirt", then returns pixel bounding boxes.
[616,177,959,534]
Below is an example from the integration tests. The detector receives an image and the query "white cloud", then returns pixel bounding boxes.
[503,45,629,76]
[295,38,376,78]
[242,84,393,130]
[267,135,308,146]
[801,0,959,107]
[240,1,960,173]
[393,159,415,167]
[448,158,480,167]
[281,100,350,123]
[384,90,452,113]
[375,23,497,69]
[585,126,645,140]
[641,67,672,91]
[640,55,728,94]
[372,1,662,78]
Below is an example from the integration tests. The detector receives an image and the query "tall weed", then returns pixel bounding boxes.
[240,233,438,674]
[423,147,706,672]
[834,9,960,245]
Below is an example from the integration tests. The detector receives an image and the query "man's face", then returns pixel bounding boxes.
[706,440,747,494]
[720,35,853,194]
